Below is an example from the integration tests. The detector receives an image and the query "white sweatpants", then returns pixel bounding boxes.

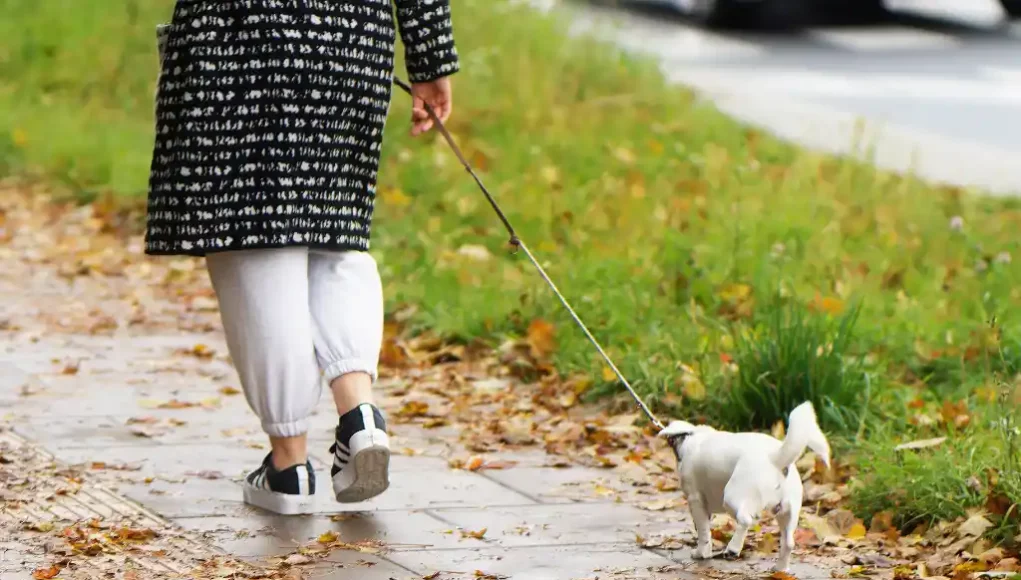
[206,248,384,438]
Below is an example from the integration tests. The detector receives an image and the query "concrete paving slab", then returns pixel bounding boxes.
[385,543,685,580]
[428,502,689,548]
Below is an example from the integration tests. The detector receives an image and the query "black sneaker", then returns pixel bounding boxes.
[330,403,391,503]
[242,453,317,515]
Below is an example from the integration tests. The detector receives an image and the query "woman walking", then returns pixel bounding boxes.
[147,0,459,514]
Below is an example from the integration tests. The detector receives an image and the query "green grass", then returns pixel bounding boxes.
[848,381,1020,541]
[720,297,869,433]
[2,0,1019,544]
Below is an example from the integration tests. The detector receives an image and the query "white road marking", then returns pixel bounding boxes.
[806,26,962,51]
[567,4,768,60]
[674,67,1021,103]
[979,65,1021,85]
[886,0,1005,24]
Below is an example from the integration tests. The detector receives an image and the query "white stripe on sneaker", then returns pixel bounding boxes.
[360,403,375,431]
[296,464,309,496]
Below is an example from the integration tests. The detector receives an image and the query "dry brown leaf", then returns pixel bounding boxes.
[958,513,993,538]
[771,419,786,440]
[32,566,62,580]
[826,508,859,535]
[939,400,970,428]
[757,532,779,554]
[637,498,681,511]
[157,399,199,410]
[460,528,487,540]
[994,557,1019,571]
[129,426,160,438]
[187,470,224,480]
[218,386,241,396]
[283,553,313,565]
[478,460,517,471]
[472,570,508,580]
[126,416,160,425]
[869,511,896,533]
[985,491,1014,516]
[526,319,556,359]
[395,400,430,418]
[636,533,661,548]
[801,513,839,544]
[794,528,819,547]
[380,336,411,368]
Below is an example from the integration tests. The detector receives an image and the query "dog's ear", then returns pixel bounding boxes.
[658,421,696,438]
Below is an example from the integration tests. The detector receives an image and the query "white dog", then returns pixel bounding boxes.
[658,401,831,572]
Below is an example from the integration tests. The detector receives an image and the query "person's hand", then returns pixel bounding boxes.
[409,77,452,137]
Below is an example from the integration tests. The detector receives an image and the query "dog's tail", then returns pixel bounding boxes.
[771,401,831,471]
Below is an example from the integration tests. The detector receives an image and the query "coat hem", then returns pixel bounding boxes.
[144,241,371,258]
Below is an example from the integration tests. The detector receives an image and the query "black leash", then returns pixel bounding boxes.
[393,76,666,432]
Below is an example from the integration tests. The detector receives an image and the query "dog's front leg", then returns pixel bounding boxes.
[689,497,714,560]
[719,524,748,559]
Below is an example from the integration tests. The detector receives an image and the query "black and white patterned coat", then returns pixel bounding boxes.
[146,0,460,256]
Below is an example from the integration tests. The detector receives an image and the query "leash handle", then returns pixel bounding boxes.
[392,76,664,431]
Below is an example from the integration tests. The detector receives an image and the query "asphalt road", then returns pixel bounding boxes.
[564,0,1021,195]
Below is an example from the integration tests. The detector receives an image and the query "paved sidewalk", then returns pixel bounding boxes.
[0,188,838,579]
[0,328,837,579]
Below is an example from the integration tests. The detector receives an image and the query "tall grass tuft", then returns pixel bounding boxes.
[717,298,868,432]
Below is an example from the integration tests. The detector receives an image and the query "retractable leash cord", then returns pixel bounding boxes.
[393,76,667,433]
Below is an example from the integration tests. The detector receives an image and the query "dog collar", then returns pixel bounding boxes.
[665,431,691,461]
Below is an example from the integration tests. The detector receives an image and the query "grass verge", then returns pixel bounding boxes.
[2,0,1019,544]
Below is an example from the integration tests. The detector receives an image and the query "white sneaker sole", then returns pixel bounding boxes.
[333,429,391,503]
[242,483,317,515]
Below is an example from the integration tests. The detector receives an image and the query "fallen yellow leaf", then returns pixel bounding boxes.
[381,186,411,208]
[12,128,28,148]
[317,531,339,544]
[846,523,867,539]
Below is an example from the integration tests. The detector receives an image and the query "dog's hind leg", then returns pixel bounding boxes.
[689,497,714,560]
[775,472,804,572]
[775,510,796,572]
